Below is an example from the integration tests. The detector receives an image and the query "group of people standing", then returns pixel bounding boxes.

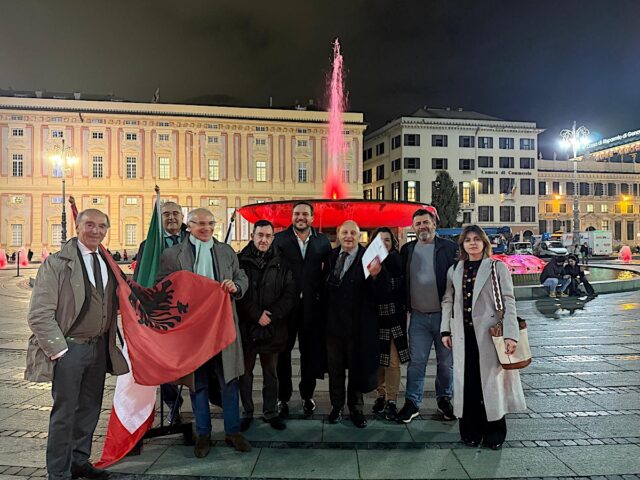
[26,200,527,479]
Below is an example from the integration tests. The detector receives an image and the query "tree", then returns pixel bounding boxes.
[431,171,460,228]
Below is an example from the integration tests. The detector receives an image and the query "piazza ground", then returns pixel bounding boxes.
[0,263,638,479]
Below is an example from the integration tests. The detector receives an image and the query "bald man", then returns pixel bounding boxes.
[324,221,379,428]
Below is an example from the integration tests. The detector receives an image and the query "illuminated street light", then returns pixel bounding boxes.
[50,139,77,245]
[560,121,590,248]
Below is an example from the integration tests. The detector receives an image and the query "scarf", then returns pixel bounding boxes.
[249,242,273,270]
[189,235,215,280]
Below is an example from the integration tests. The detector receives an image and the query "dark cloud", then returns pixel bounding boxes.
[1,0,639,155]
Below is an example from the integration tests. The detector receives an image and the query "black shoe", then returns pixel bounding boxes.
[265,415,287,430]
[194,434,211,458]
[327,406,342,424]
[482,441,503,450]
[384,401,398,421]
[396,400,420,424]
[71,463,110,479]
[350,410,367,428]
[240,417,253,432]
[372,396,386,414]
[462,437,481,447]
[278,401,289,419]
[167,412,182,425]
[302,398,316,415]
[437,397,456,421]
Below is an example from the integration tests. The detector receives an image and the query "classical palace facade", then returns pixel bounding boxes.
[0,93,365,254]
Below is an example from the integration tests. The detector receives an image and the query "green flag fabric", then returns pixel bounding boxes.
[134,202,164,288]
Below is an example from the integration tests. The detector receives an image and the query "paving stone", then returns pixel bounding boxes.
[524,395,603,413]
[506,418,590,441]
[253,448,358,479]
[566,414,640,438]
[107,444,170,474]
[454,447,574,478]
[323,418,412,443]
[405,418,461,443]
[146,444,260,476]
[551,444,640,476]
[243,418,323,443]
[0,437,46,467]
[357,448,469,479]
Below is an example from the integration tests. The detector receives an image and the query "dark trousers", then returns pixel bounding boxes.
[326,334,363,412]
[460,324,507,445]
[568,276,595,296]
[240,351,279,419]
[47,338,107,480]
[161,384,183,413]
[277,301,316,402]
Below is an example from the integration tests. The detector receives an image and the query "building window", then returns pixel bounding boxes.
[376,164,385,181]
[255,161,267,182]
[208,159,220,181]
[376,186,385,199]
[607,183,617,196]
[539,182,547,196]
[404,134,421,146]
[298,162,308,183]
[601,220,609,231]
[462,212,472,224]
[520,138,536,150]
[520,179,535,195]
[391,135,401,150]
[627,221,635,240]
[586,204,594,213]
[621,183,630,195]
[364,148,373,160]
[601,204,609,213]
[92,155,103,178]
[157,121,170,127]
[91,131,104,140]
[499,137,514,149]
[297,139,308,148]
[376,142,385,156]
[559,204,567,214]
[459,159,474,170]
[521,206,536,222]
[461,182,472,204]
[296,128,308,134]
[125,132,137,141]
[158,157,170,179]
[627,204,634,214]
[404,158,420,170]
[207,135,219,144]
[499,157,514,169]
[255,126,267,132]
[12,128,24,137]
[391,158,401,172]
[405,180,418,202]
[158,133,170,142]
[364,189,373,200]
[91,197,104,205]
[478,206,494,222]
[51,130,64,138]
[614,205,622,214]
[459,136,475,148]
[545,203,553,213]
[11,224,23,246]
[431,158,447,170]
[124,120,139,125]
[478,156,493,168]
[478,137,493,149]
[478,178,494,194]
[342,164,351,183]
[520,157,535,169]
[125,224,137,246]
[566,182,575,196]
[52,224,62,246]
[126,156,137,179]
[12,154,23,177]
[499,178,515,194]
[363,169,372,184]
[392,182,401,200]
[431,135,447,147]
[125,197,138,205]
[579,182,590,195]
[255,138,267,146]
[500,206,515,222]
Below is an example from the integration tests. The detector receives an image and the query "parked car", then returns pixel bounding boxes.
[508,241,534,255]
[535,240,568,257]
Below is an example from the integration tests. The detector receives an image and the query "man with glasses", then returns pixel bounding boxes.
[157,208,250,458]
[133,200,187,422]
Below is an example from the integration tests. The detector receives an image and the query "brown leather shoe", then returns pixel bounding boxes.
[224,432,252,452]
[194,434,211,458]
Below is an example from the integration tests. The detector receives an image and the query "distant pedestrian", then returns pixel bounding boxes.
[27,249,34,261]
[123,250,128,262]
[580,242,589,265]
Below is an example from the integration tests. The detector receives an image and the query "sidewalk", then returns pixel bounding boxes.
[0,268,639,479]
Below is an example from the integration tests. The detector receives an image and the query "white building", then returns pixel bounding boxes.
[363,107,544,234]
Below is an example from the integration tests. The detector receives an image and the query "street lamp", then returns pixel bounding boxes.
[50,139,77,246]
[560,121,590,248]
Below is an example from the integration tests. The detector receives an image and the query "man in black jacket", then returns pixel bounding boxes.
[564,255,596,296]
[396,208,458,424]
[273,201,332,417]
[540,256,571,298]
[237,220,297,431]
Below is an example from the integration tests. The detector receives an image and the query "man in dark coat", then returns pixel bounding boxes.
[396,207,458,424]
[325,220,379,428]
[273,201,332,417]
[540,256,570,298]
[237,220,297,431]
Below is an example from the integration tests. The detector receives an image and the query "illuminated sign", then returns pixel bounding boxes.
[587,128,640,149]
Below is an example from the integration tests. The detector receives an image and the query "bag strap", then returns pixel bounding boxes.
[490,260,505,321]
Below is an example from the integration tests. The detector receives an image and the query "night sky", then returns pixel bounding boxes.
[1,0,638,156]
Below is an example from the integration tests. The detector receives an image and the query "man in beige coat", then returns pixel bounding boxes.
[156,208,250,458]
[26,209,128,480]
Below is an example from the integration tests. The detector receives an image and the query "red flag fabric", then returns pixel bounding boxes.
[101,248,237,386]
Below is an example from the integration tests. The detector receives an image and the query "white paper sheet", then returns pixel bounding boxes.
[362,233,389,278]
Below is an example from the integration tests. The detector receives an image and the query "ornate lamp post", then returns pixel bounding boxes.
[560,122,590,249]
[50,139,77,245]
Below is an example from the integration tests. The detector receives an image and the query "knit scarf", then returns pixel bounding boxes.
[189,235,215,280]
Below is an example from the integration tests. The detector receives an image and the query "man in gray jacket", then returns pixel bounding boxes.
[156,208,250,459]
[26,209,128,480]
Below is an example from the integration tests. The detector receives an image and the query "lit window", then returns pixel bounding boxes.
[126,156,137,179]
[208,159,220,181]
[298,162,308,183]
[91,197,104,205]
[12,154,23,177]
[601,220,609,230]
[9,195,24,204]
[255,161,267,182]
[91,131,104,140]
[462,182,471,204]
[125,197,138,205]
[376,186,385,199]
[392,182,401,200]
[11,224,23,247]
[125,224,137,246]
[92,156,103,178]
[601,204,609,213]
[406,181,417,202]
[586,204,594,213]
[158,157,170,179]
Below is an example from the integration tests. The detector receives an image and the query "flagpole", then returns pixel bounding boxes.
[155,185,162,239]
[224,209,236,244]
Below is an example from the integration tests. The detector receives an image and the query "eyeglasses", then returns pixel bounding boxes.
[189,220,216,228]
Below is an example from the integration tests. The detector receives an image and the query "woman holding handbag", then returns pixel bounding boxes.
[441,225,526,449]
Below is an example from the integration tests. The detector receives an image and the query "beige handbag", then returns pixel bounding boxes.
[488,260,532,370]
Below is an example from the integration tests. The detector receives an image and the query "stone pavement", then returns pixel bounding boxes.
[0,265,639,479]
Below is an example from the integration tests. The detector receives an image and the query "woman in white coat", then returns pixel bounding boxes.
[441,225,526,449]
